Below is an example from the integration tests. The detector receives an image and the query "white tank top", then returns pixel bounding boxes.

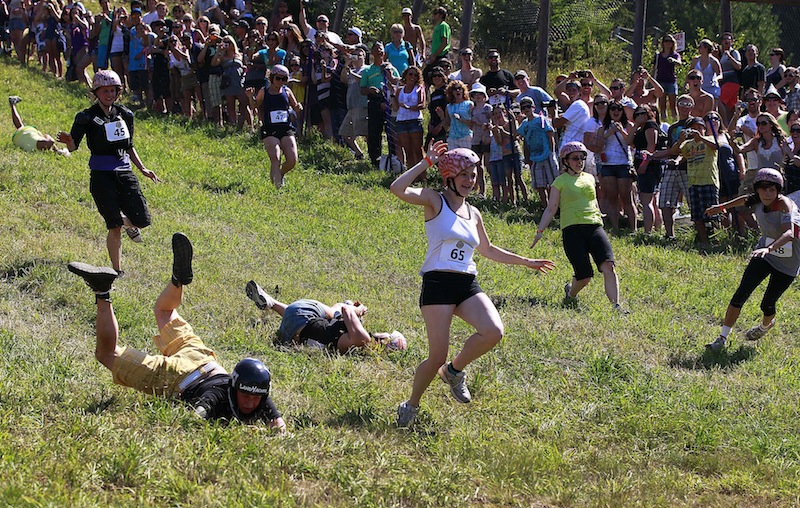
[396,85,423,122]
[420,194,480,275]
[757,138,784,170]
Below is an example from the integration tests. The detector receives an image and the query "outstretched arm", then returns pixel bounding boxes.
[474,209,555,272]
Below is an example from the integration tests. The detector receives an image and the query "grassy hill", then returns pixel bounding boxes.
[2,60,800,507]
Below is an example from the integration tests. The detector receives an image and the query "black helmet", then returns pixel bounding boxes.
[228,358,271,420]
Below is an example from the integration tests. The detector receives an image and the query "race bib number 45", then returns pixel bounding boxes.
[104,120,130,142]
[439,239,474,265]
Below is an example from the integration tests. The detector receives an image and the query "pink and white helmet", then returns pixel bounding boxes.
[754,168,784,190]
[92,69,123,91]
[559,141,588,160]
[437,148,480,180]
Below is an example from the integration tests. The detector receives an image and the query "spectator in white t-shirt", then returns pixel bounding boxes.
[553,81,590,149]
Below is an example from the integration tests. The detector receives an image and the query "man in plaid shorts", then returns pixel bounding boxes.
[657,94,694,238]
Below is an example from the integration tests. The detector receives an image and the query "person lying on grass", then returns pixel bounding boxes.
[7,96,69,155]
[245,280,407,354]
[68,233,286,430]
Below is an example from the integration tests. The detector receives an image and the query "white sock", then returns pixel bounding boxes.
[720,325,732,338]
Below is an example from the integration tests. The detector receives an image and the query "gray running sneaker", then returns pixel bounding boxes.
[437,364,471,403]
[8,96,22,106]
[744,319,775,341]
[125,226,142,243]
[171,233,193,285]
[68,262,118,293]
[397,400,418,427]
[706,335,726,352]
[245,280,275,310]
[564,282,573,299]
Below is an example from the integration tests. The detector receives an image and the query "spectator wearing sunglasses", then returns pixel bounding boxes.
[608,77,637,122]
[778,67,800,113]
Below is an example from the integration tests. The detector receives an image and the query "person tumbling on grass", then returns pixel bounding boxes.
[57,70,160,275]
[245,280,407,353]
[531,141,626,313]
[67,233,286,429]
[7,96,70,155]
[390,141,555,427]
[704,169,800,352]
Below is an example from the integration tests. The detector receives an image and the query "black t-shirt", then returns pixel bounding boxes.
[70,103,135,156]
[479,69,517,91]
[739,63,766,93]
[182,374,281,423]
[428,85,447,128]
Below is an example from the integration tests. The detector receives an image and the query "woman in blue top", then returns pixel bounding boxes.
[705,168,800,351]
[390,142,554,427]
[385,24,413,75]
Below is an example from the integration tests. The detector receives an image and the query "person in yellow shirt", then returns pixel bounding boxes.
[8,96,69,155]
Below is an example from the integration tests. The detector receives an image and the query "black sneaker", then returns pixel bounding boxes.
[171,233,193,285]
[68,262,118,293]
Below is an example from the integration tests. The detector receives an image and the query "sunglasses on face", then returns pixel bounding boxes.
[791,127,800,133]
[609,105,623,112]
[687,75,701,80]
[705,116,719,121]
[256,21,266,25]
[757,121,770,126]
[610,85,623,90]
[677,101,693,107]
[581,82,593,87]
[595,101,608,106]
[273,75,288,81]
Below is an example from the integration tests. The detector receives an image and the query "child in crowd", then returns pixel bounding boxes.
[516,96,558,206]
[128,21,150,108]
[488,104,512,203]
[469,83,492,197]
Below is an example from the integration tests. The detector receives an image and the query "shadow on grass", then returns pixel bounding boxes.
[0,258,61,281]
[492,294,547,309]
[85,396,116,415]
[667,344,758,370]
[326,407,382,428]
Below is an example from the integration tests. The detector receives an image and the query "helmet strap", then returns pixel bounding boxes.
[447,178,468,198]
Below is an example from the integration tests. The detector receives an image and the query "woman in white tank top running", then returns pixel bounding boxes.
[390,141,555,427]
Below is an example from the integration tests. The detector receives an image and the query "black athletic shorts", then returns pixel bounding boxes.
[562,223,614,280]
[260,124,296,140]
[419,270,483,307]
[90,170,152,230]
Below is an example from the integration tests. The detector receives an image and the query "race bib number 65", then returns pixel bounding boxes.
[104,120,130,142]
[439,239,474,266]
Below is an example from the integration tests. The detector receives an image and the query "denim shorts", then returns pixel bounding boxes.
[395,119,423,134]
[489,158,509,185]
[600,163,634,179]
[659,81,678,95]
[276,299,327,344]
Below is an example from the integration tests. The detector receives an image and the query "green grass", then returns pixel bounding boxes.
[3,59,800,507]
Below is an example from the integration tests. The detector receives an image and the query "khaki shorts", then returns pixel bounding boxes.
[111,317,217,397]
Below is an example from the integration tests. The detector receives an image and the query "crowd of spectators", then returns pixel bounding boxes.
[3,1,800,242]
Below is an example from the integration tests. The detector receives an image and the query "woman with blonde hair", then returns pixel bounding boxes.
[691,39,722,101]
[214,35,251,128]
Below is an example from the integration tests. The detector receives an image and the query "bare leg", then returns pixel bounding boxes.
[661,207,675,237]
[722,304,742,328]
[95,299,122,370]
[153,280,183,330]
[450,293,504,370]
[262,136,282,188]
[568,276,592,298]
[10,101,23,129]
[107,227,123,271]
[280,135,298,176]
[599,261,620,305]
[640,191,655,233]
[408,304,455,407]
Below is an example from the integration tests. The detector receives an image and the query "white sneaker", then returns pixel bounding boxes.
[245,280,275,310]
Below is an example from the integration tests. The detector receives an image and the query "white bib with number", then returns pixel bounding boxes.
[766,237,792,258]
[438,239,475,266]
[270,110,289,124]
[104,120,130,143]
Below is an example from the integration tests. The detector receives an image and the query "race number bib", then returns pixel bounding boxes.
[766,237,792,258]
[270,110,289,124]
[104,120,130,142]
[439,239,474,266]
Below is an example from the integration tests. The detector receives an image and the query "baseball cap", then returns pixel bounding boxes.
[401,7,412,15]
[514,70,528,79]
[348,27,362,38]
